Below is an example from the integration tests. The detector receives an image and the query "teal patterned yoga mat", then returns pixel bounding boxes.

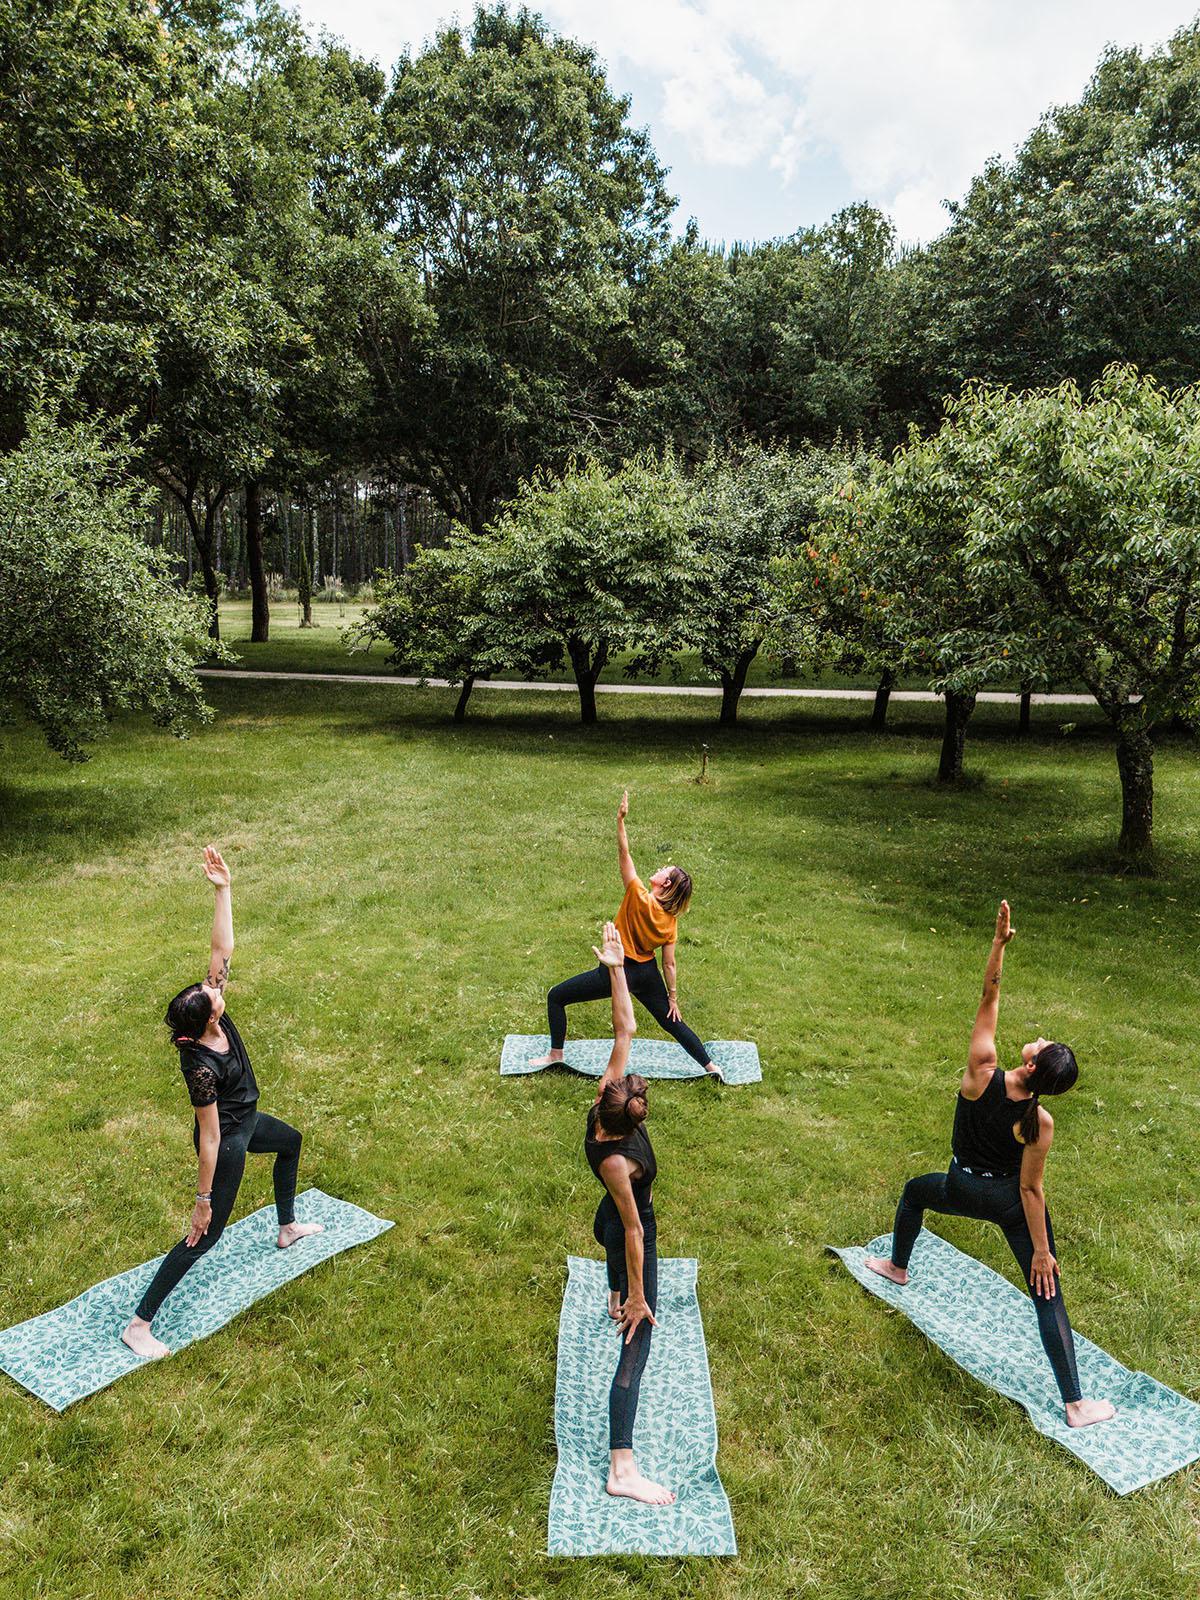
[0,1189,392,1411]
[502,1035,761,1084]
[832,1230,1200,1494]
[549,1255,736,1556]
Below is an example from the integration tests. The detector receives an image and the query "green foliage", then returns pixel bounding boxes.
[365,4,672,531]
[0,411,220,759]
[487,454,696,718]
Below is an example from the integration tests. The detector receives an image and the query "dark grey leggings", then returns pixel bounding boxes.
[549,957,711,1068]
[594,1191,658,1451]
[890,1161,1082,1403]
[135,1111,302,1323]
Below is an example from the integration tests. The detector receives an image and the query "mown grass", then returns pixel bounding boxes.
[2,681,1199,1600]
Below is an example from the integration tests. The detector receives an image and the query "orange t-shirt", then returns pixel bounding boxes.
[614,877,677,962]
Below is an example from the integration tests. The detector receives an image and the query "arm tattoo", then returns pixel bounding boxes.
[213,955,230,992]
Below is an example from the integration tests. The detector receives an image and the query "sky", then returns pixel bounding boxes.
[289,0,1197,247]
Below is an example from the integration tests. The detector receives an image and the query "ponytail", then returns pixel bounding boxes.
[165,983,212,1047]
[1021,1042,1079,1144]
[595,1073,650,1136]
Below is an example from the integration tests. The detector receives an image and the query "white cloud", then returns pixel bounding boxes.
[290,0,1197,242]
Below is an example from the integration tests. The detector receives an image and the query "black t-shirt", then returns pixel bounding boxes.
[585,1104,656,1197]
[178,1013,259,1134]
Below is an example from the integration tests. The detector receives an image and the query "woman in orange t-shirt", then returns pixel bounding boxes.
[529,791,723,1083]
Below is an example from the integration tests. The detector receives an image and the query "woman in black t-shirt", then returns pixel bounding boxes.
[585,921,676,1508]
[865,902,1113,1428]
[121,848,323,1361]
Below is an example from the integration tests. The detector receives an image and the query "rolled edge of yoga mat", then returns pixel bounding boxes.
[830,1231,1200,1495]
[500,1034,762,1084]
[0,1189,393,1411]
[548,1254,737,1557]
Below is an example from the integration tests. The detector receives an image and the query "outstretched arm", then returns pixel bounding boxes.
[594,921,634,1094]
[203,846,234,991]
[963,900,1013,1091]
[616,790,637,888]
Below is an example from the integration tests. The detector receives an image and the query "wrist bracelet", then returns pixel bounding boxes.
[196,1192,212,1203]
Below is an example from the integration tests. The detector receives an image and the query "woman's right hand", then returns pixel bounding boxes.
[592,919,625,970]
[618,1293,657,1345]
[203,846,231,889]
[617,789,629,821]
[186,1199,213,1248]
[994,899,1014,945]
[1030,1248,1059,1298]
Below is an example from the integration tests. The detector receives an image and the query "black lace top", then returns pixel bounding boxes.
[178,1013,259,1133]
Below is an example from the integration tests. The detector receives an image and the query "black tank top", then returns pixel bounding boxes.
[952,1067,1027,1176]
[585,1104,656,1198]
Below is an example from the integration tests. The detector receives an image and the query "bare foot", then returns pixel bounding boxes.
[607,1467,676,1506]
[703,1063,724,1083]
[121,1318,170,1360]
[277,1221,325,1249]
[1066,1398,1115,1428]
[528,1051,564,1068]
[865,1256,908,1286]
[607,1290,623,1321]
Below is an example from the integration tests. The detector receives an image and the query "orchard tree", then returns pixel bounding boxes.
[689,442,870,725]
[487,455,696,723]
[364,4,673,533]
[0,412,219,760]
[935,366,1200,862]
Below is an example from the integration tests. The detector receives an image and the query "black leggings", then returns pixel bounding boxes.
[594,1191,658,1451]
[549,958,711,1068]
[135,1111,302,1324]
[890,1161,1082,1404]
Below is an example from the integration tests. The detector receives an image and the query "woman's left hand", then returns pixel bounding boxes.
[1031,1248,1059,1298]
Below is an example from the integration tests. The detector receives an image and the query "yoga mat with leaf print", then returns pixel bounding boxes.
[502,1034,761,1084]
[0,1189,392,1411]
[549,1254,736,1556]
[832,1229,1200,1495]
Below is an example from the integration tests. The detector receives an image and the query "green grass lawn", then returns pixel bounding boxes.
[2,682,1199,1599]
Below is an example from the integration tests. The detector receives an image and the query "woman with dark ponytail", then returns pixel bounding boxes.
[584,920,676,1506]
[866,901,1114,1428]
[120,847,323,1361]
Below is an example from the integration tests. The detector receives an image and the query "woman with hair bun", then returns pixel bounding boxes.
[120,847,322,1362]
[866,901,1114,1428]
[531,790,722,1081]
[584,920,675,1506]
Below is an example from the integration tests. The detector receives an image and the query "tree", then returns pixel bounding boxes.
[0,411,219,760]
[353,538,549,721]
[688,442,869,725]
[925,367,1200,862]
[364,4,672,534]
[487,455,696,723]
[904,24,1200,412]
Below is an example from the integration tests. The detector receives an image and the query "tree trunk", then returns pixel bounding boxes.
[1115,717,1154,863]
[453,675,476,723]
[938,691,977,783]
[245,478,269,643]
[568,639,607,724]
[1019,685,1032,736]
[719,647,757,726]
[870,667,895,731]
[180,499,221,641]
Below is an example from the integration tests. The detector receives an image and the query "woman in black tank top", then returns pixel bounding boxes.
[865,902,1114,1428]
[583,921,676,1509]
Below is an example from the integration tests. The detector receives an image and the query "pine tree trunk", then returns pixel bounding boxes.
[938,691,977,783]
[453,675,476,723]
[870,667,895,731]
[245,478,269,643]
[1115,717,1154,863]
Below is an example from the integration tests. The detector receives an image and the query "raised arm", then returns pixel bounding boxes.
[203,846,234,991]
[963,900,1014,1092]
[600,1154,657,1345]
[616,790,637,888]
[594,920,635,1096]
